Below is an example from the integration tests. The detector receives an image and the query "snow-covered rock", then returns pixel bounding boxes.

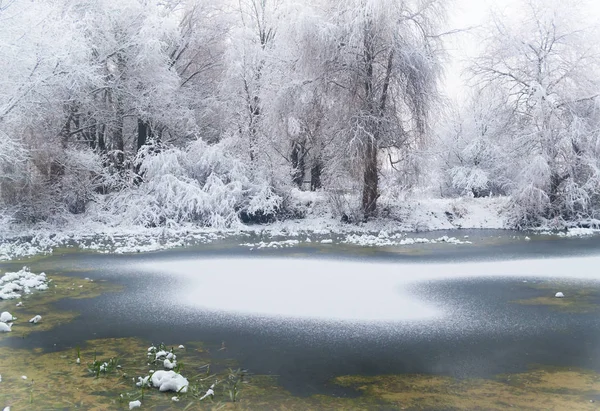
[555,292,565,298]
[0,323,11,332]
[150,370,189,393]
[29,315,42,324]
[128,400,141,409]
[0,312,14,322]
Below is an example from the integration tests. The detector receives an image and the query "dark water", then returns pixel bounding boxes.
[2,231,600,397]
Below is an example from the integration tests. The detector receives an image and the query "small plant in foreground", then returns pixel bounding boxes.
[88,356,120,377]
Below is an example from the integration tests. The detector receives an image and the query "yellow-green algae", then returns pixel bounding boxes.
[2,335,600,410]
[334,369,600,410]
[0,272,121,337]
[512,281,600,313]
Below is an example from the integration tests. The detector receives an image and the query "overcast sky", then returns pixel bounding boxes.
[444,0,600,99]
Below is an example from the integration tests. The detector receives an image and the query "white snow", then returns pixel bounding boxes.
[558,227,600,237]
[138,256,600,322]
[150,370,189,393]
[178,345,185,349]
[136,376,150,387]
[555,292,565,298]
[241,239,300,249]
[163,359,176,370]
[199,388,214,400]
[128,400,141,409]
[21,376,26,380]
[28,315,41,324]
[0,267,48,300]
[0,194,598,262]
[0,323,11,332]
[343,234,472,247]
[0,312,14,322]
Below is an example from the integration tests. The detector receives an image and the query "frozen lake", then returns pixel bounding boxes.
[2,231,600,401]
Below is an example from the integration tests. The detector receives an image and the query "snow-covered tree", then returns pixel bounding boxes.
[471,0,600,226]
[327,0,447,218]
[438,87,515,198]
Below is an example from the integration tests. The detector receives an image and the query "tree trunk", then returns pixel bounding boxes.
[310,159,322,191]
[137,119,152,151]
[290,140,306,188]
[362,137,378,218]
[113,96,125,169]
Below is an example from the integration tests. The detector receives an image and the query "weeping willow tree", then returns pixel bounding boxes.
[330,0,446,219]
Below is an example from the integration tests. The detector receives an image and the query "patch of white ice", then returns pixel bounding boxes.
[137,256,600,322]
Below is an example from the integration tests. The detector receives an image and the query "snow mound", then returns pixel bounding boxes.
[0,267,48,300]
[0,312,14,322]
[128,400,141,409]
[555,292,565,298]
[150,370,189,393]
[29,315,42,324]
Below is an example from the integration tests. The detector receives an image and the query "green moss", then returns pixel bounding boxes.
[332,369,600,410]
[2,335,600,410]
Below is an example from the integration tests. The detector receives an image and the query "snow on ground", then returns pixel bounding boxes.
[558,227,600,237]
[0,267,48,300]
[136,255,600,322]
[342,233,472,247]
[150,371,189,393]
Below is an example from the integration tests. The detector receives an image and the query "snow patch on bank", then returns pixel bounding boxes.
[0,267,49,300]
[0,196,598,261]
[558,227,600,237]
[343,234,472,247]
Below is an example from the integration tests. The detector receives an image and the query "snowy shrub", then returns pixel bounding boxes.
[280,188,329,219]
[60,148,106,214]
[101,139,283,228]
[507,184,550,228]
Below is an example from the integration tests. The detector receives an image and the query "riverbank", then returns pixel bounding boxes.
[1,196,599,261]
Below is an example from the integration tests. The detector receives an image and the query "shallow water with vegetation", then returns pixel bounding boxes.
[2,231,600,409]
